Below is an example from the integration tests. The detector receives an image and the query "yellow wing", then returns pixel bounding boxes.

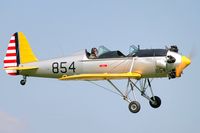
[59,72,141,80]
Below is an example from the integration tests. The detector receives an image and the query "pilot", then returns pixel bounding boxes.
[90,47,98,59]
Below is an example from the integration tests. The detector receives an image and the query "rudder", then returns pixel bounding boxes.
[4,33,19,75]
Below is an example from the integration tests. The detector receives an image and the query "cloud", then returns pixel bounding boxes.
[0,111,26,133]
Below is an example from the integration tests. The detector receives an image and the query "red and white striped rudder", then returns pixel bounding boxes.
[3,33,19,76]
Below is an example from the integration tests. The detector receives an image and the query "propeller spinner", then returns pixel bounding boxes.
[176,56,191,77]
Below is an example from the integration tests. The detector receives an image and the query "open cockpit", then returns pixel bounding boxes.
[86,45,168,59]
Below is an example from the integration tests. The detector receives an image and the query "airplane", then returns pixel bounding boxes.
[3,32,191,113]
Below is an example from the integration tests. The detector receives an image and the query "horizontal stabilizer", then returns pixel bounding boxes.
[59,72,141,80]
[4,66,38,70]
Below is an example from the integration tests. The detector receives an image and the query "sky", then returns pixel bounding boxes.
[0,0,200,133]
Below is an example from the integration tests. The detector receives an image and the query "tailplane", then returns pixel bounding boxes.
[4,32,38,76]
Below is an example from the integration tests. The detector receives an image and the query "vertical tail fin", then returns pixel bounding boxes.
[4,32,38,76]
[17,32,38,64]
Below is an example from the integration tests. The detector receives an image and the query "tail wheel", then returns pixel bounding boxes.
[149,96,161,108]
[128,101,141,113]
[20,80,26,85]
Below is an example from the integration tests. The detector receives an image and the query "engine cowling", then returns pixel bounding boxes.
[156,59,166,69]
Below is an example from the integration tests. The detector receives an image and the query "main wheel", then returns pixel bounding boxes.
[20,80,26,85]
[149,96,161,108]
[128,101,141,113]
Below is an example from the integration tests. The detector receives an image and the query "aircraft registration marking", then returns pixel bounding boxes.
[52,61,76,73]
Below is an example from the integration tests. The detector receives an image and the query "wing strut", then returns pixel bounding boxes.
[107,79,126,99]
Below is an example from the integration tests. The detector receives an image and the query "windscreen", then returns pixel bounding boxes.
[98,45,111,57]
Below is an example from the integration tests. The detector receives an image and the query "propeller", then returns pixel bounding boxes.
[188,45,197,60]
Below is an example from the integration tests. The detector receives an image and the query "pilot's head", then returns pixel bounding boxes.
[91,48,98,55]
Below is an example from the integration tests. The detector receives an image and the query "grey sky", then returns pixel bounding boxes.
[0,0,199,133]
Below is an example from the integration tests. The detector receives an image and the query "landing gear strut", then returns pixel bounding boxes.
[20,76,27,85]
[102,78,161,113]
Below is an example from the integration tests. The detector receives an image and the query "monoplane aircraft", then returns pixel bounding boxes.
[3,32,191,113]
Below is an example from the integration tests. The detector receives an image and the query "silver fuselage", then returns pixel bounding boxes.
[19,50,181,80]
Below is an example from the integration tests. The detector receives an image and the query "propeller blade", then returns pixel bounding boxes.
[188,46,197,60]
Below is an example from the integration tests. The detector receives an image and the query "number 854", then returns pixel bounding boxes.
[52,62,76,73]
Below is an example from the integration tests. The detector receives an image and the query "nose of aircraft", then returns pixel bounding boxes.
[182,56,191,67]
[176,56,191,77]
